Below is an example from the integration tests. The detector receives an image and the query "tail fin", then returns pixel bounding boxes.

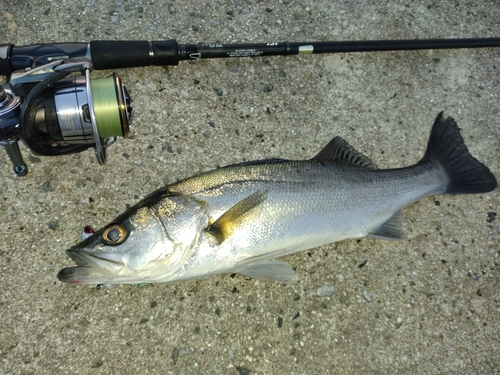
[421,112,497,194]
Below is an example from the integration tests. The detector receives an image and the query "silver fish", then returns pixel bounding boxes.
[57,113,497,286]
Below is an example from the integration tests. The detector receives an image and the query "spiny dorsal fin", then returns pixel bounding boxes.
[205,190,268,244]
[313,136,377,169]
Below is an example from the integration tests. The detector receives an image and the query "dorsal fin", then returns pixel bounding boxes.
[313,136,377,169]
[221,158,288,169]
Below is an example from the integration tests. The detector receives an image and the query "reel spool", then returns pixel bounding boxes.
[21,68,131,164]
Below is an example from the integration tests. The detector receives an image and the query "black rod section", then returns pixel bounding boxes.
[189,38,500,60]
[288,38,500,54]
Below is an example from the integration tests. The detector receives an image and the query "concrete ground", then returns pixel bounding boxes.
[1,1,499,374]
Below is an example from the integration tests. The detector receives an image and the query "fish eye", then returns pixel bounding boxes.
[102,223,128,245]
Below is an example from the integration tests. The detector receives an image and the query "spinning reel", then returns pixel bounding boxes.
[0,57,131,176]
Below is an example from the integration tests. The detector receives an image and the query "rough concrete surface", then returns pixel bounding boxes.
[1,1,499,374]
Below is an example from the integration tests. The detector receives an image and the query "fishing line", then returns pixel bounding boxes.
[90,74,127,139]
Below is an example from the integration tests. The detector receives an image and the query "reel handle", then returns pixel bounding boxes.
[0,85,28,175]
[2,140,28,176]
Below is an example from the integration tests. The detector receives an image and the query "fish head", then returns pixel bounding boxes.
[58,193,208,285]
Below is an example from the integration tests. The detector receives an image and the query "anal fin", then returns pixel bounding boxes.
[235,259,298,283]
[367,210,405,240]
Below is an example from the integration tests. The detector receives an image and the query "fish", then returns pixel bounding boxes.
[57,112,497,287]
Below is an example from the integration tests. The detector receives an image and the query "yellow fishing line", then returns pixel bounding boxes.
[90,75,124,138]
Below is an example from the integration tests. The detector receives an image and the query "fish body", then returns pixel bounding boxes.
[58,113,497,286]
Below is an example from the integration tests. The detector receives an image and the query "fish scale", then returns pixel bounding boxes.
[169,163,440,279]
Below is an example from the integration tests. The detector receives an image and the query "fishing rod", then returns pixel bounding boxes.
[1,37,499,176]
[2,38,500,73]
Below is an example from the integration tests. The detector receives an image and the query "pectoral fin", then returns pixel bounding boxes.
[205,190,268,244]
[234,259,298,283]
[367,210,405,240]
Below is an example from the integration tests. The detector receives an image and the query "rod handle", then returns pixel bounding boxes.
[90,40,181,70]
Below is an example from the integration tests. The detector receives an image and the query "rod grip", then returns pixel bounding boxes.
[90,40,180,70]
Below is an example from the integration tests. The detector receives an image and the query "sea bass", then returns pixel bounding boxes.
[57,113,497,286]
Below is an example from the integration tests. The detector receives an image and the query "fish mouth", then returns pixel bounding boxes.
[58,248,126,284]
[65,248,125,268]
